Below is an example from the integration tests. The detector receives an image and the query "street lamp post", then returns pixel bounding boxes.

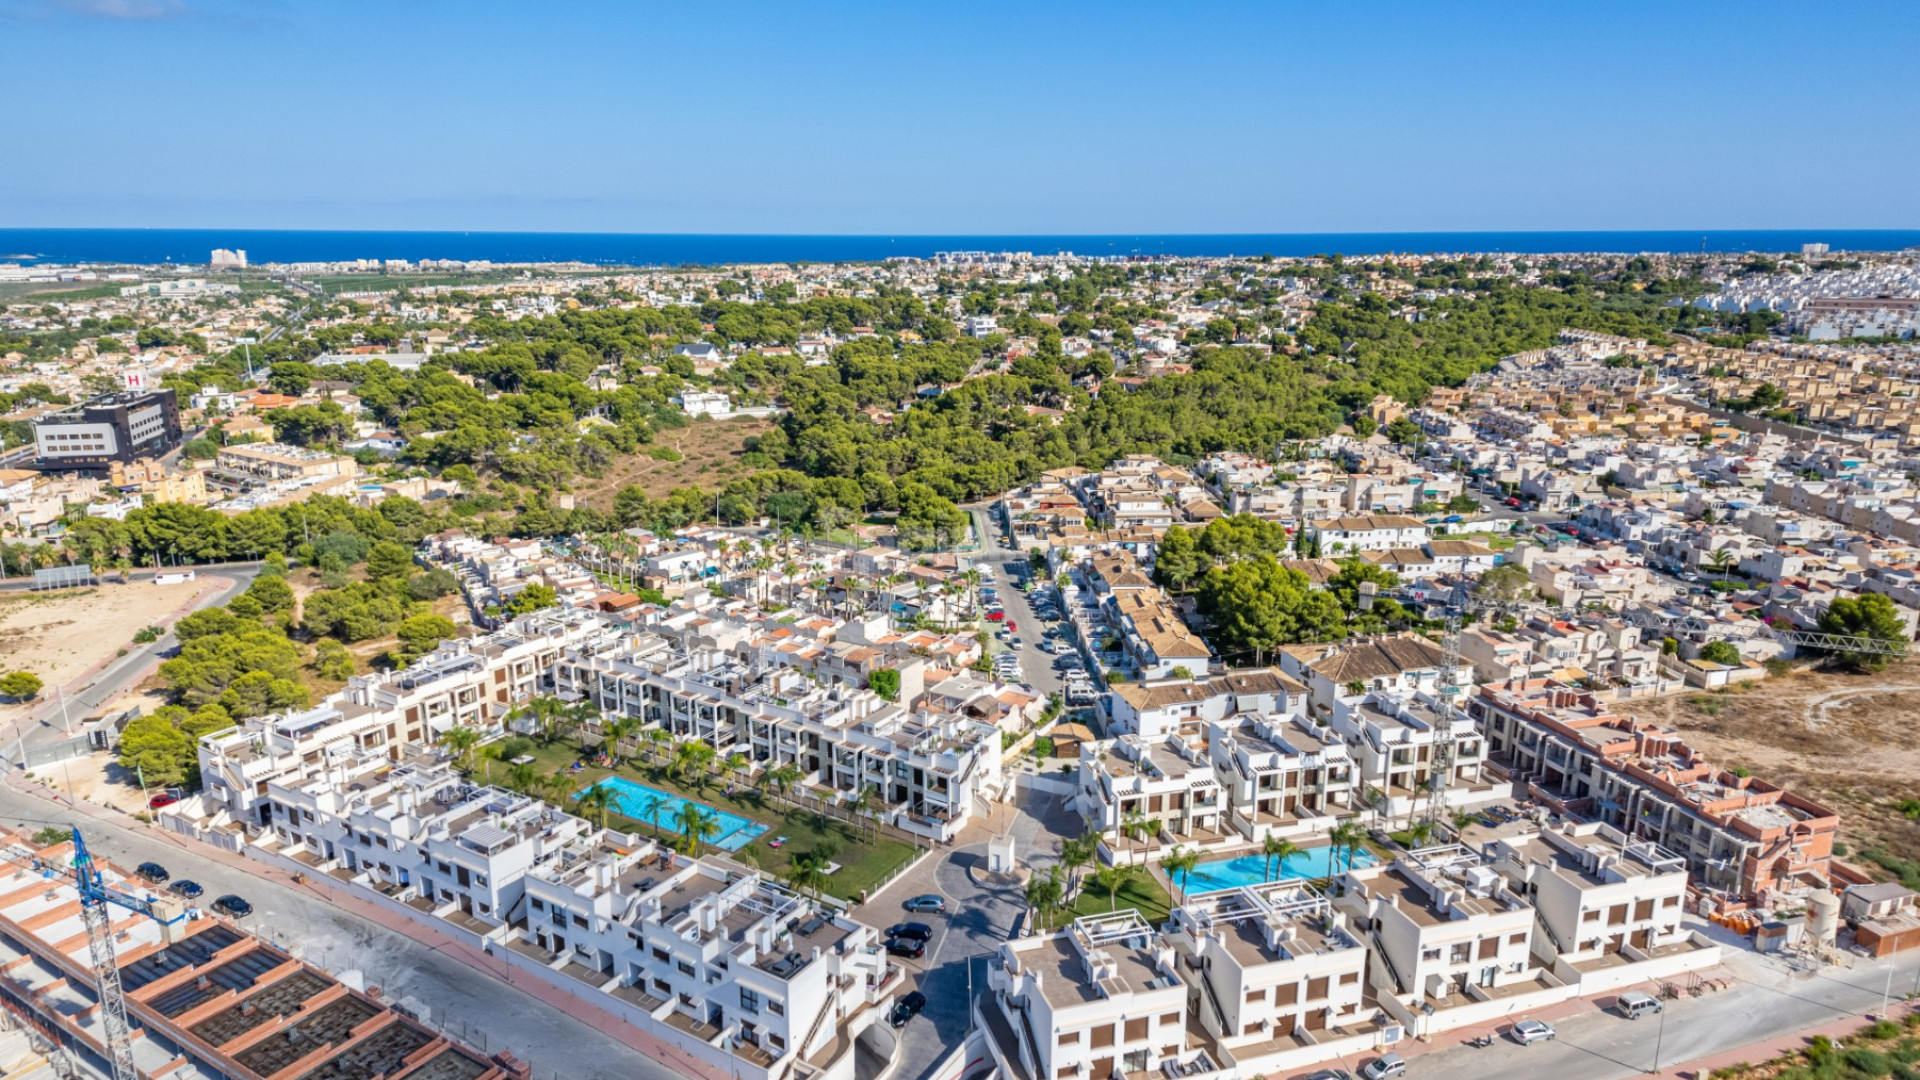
[1650,1000,1667,1074]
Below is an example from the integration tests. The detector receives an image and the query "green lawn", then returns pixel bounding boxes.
[508,738,919,902]
[1069,871,1172,924]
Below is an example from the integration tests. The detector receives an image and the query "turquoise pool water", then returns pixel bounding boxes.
[581,777,768,851]
[1181,845,1377,894]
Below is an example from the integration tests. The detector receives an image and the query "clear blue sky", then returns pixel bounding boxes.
[2,0,1915,233]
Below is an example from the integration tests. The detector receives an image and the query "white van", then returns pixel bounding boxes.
[1615,991,1663,1019]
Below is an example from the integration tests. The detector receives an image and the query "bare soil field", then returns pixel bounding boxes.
[573,416,772,508]
[0,579,219,699]
[1616,661,1920,875]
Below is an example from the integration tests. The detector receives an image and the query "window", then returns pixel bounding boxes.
[1339,972,1358,986]
[1244,989,1265,1003]
[1060,1032,1080,1046]
[1124,1018,1147,1042]
[1091,1025,1115,1049]
[1276,983,1298,1005]
[1122,1051,1149,1074]
[768,1000,784,1016]
[1307,977,1329,1001]
[1508,932,1527,945]
[652,948,670,962]
[1160,1013,1178,1026]
[1478,937,1498,960]
[677,961,696,976]
[740,988,761,1014]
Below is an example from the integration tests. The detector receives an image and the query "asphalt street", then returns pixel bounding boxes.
[0,781,680,1080]
[854,777,1084,1080]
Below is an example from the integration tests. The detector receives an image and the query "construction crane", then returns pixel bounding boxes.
[23,830,184,1080]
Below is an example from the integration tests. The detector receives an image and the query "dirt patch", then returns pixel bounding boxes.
[572,416,773,509]
[1615,661,1920,869]
[0,579,220,712]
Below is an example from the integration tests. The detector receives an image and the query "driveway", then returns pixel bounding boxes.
[853,778,1083,1080]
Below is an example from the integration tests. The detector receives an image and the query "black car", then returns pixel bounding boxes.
[887,921,934,942]
[212,895,253,918]
[135,862,169,885]
[1302,1071,1354,1080]
[168,879,204,900]
[889,991,927,1028]
[884,936,925,959]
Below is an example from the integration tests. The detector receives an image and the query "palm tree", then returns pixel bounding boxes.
[603,716,638,768]
[849,783,877,842]
[474,742,504,781]
[1408,819,1437,849]
[577,784,616,828]
[439,726,480,772]
[540,772,578,806]
[683,742,716,789]
[766,764,801,803]
[1327,822,1366,882]
[1262,835,1300,883]
[786,852,829,901]
[1160,846,1199,903]
[1121,808,1152,864]
[669,740,699,783]
[1089,864,1132,914]
[676,804,719,855]
[724,752,750,787]
[637,793,665,839]
[1060,832,1100,895]
[506,761,538,794]
[1708,548,1735,581]
[1025,865,1064,931]
[645,728,674,766]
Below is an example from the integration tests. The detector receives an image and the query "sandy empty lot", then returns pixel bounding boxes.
[1617,661,1920,865]
[0,580,220,712]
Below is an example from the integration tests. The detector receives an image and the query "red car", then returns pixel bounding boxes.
[1006,621,1017,633]
[986,610,1005,621]
[149,791,181,809]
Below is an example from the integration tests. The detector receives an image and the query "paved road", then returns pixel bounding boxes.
[0,781,679,1080]
[967,506,1068,699]
[853,778,1082,1080]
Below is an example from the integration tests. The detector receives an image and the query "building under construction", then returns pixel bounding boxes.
[0,829,522,1080]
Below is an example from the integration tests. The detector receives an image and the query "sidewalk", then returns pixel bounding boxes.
[3,767,733,1080]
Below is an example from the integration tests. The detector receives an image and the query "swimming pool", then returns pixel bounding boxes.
[1179,845,1377,894]
[580,777,769,852]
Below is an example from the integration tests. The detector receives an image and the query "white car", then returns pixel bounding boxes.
[1359,1053,1406,1080]
[1510,1019,1555,1045]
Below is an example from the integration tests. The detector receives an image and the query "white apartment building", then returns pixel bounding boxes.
[1484,821,1700,975]
[520,853,893,1073]
[982,912,1198,1080]
[1209,712,1359,843]
[1308,515,1432,554]
[555,631,1002,842]
[1337,846,1540,1005]
[1164,883,1375,1071]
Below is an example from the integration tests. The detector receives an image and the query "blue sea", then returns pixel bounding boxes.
[2,228,1917,267]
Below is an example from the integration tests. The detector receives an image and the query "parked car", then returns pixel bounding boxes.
[903,894,947,913]
[884,937,926,959]
[211,895,253,918]
[1615,991,1663,1019]
[889,991,927,1028]
[168,879,204,900]
[887,922,934,941]
[1302,1071,1354,1080]
[1359,1053,1406,1080]
[1510,1019,1556,1045]
[135,862,169,885]
[148,790,182,809]
[986,610,1005,621]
